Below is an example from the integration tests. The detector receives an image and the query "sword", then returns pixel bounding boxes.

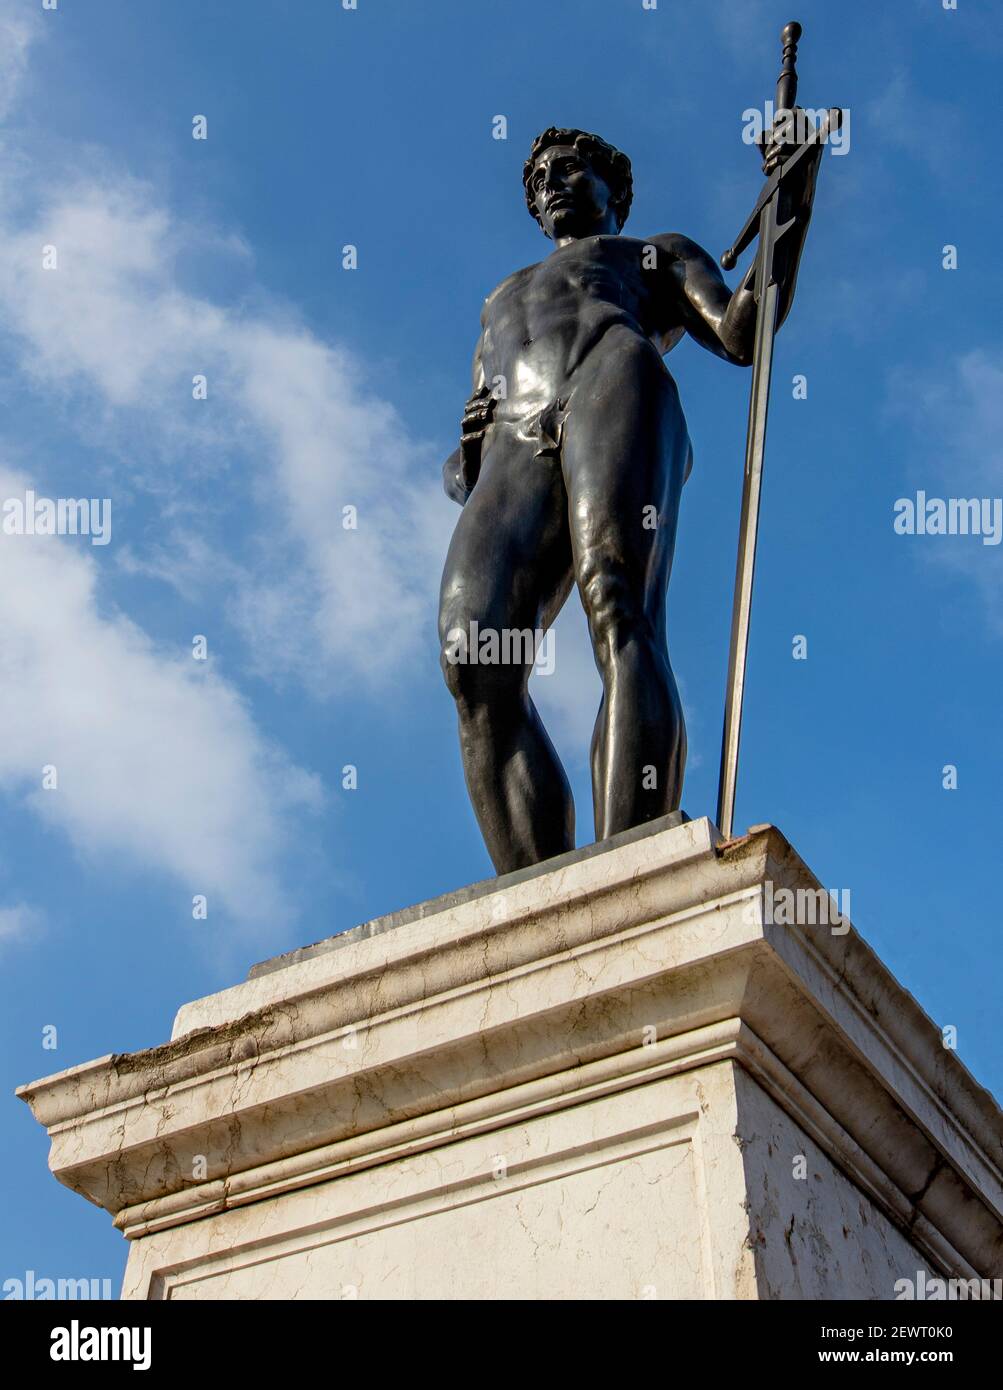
[715,21,837,840]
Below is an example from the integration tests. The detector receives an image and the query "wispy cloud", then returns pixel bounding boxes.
[887,347,1003,633]
[0,466,322,927]
[0,901,43,952]
[867,68,966,182]
[0,0,40,123]
[0,5,334,931]
[0,0,604,923]
[0,169,454,692]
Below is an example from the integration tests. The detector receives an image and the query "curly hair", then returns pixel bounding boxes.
[523,127,633,234]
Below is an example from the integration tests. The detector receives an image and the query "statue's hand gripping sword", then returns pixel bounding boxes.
[716,21,840,841]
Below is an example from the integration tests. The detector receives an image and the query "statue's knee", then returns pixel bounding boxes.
[579,557,643,652]
[440,621,471,700]
[440,620,495,707]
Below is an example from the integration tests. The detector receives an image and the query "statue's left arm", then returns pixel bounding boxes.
[652,138,823,367]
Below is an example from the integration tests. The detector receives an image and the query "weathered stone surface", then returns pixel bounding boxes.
[18,818,1003,1299]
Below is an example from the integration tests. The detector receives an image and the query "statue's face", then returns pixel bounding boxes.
[528,144,614,239]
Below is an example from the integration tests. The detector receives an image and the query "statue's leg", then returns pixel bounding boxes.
[563,330,690,840]
[439,424,574,873]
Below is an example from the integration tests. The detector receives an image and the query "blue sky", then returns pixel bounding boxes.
[2,0,1000,1292]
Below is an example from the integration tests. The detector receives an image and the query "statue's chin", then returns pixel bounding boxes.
[548,211,582,239]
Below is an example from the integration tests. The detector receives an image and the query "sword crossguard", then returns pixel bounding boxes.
[722,106,839,272]
[722,22,805,271]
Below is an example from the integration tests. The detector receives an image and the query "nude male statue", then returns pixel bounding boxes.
[440,125,820,874]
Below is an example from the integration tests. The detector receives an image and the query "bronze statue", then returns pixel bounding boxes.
[439,26,828,874]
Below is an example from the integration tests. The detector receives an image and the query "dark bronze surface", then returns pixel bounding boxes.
[439,28,824,874]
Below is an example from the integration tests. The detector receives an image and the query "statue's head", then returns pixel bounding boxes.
[523,128,633,240]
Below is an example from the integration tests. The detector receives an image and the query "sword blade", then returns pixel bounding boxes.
[716,198,782,840]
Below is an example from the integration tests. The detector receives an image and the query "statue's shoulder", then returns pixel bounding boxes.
[482,261,540,314]
[639,231,700,261]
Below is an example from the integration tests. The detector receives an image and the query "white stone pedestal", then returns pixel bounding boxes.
[18,818,1003,1299]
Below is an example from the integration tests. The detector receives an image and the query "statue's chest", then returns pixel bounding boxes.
[534,249,632,307]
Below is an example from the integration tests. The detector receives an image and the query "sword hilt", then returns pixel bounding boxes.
[776,21,802,113]
[721,20,803,271]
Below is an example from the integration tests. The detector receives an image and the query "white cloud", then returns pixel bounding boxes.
[0,171,455,692]
[233,318,452,689]
[0,0,602,919]
[0,1,40,123]
[887,347,1003,634]
[533,600,601,757]
[868,69,965,181]
[0,466,321,927]
[888,348,1003,495]
[0,901,43,950]
[0,2,444,926]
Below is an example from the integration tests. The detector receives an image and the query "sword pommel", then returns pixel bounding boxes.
[776,21,802,112]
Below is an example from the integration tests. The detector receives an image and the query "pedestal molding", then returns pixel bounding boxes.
[18,819,1003,1298]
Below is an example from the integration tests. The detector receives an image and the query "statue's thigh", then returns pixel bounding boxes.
[563,343,689,590]
[439,429,573,638]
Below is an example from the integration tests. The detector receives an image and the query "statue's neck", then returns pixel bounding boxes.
[554,226,619,248]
